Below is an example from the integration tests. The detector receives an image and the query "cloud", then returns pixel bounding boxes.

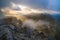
[0,2,42,16]
[22,19,50,30]
[1,2,60,17]
[0,0,60,11]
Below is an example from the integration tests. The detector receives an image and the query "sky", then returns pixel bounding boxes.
[0,0,60,12]
[0,0,47,8]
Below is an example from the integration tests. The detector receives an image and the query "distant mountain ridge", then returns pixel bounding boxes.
[51,14,60,19]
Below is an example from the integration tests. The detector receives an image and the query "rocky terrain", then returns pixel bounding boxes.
[0,12,59,40]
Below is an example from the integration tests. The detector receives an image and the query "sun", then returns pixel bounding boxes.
[18,5,27,10]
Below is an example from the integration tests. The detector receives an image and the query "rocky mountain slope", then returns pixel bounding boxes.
[0,12,60,40]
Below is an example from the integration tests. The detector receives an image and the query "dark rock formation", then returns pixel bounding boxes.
[0,13,56,40]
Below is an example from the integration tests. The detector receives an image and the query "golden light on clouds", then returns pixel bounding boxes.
[1,8,27,22]
[1,2,60,16]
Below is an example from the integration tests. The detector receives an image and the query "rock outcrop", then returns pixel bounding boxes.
[0,13,56,40]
